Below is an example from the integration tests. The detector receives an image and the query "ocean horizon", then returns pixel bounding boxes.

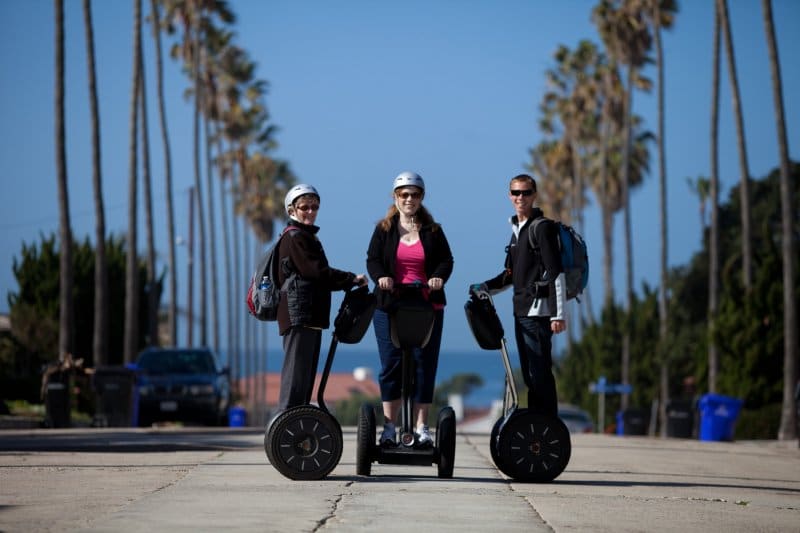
[225,347,513,409]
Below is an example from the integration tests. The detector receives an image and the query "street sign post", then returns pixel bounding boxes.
[589,376,633,433]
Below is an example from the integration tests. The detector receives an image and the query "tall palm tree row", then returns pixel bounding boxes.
[760,0,797,440]
[82,0,108,366]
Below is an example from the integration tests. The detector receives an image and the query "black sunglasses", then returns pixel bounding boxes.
[397,191,422,200]
[510,189,533,197]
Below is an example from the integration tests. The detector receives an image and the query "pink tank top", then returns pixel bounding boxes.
[395,240,443,310]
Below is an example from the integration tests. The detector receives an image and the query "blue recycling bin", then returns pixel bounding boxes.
[698,394,743,441]
[228,406,247,427]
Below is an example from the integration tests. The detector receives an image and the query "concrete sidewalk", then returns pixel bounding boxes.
[1,428,798,532]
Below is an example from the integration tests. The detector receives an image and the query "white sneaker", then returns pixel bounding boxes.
[416,425,433,447]
[380,423,396,446]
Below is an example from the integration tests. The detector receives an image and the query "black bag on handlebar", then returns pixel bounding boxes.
[334,286,377,344]
[464,293,504,350]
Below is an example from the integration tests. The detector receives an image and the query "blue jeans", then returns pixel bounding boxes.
[514,315,557,417]
[372,308,444,404]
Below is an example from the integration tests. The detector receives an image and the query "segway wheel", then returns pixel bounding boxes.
[489,416,504,469]
[436,406,456,478]
[495,411,571,483]
[356,403,376,476]
[264,406,343,480]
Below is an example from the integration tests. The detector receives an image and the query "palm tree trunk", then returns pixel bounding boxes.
[203,112,220,353]
[600,69,615,312]
[620,66,635,411]
[124,0,142,364]
[654,0,669,438]
[139,49,158,347]
[192,29,208,348]
[150,0,177,347]
[83,0,107,366]
[187,186,195,346]
[230,163,242,396]
[762,0,797,441]
[55,0,73,363]
[717,0,753,291]
[216,135,234,374]
[708,0,722,394]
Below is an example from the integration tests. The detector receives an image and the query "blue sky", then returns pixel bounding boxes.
[1,0,799,360]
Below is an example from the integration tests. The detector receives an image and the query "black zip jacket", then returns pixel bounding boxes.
[366,215,454,309]
[484,208,564,318]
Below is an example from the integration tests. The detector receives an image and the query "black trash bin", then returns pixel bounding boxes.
[616,408,649,436]
[93,366,138,427]
[666,400,695,438]
[45,370,71,428]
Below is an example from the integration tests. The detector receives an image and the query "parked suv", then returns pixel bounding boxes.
[135,347,231,426]
[558,403,594,434]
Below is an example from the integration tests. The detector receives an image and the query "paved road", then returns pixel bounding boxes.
[1,427,798,532]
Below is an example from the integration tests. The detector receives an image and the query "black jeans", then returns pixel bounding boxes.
[514,315,557,417]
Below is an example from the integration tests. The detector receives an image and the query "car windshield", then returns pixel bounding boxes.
[137,351,216,375]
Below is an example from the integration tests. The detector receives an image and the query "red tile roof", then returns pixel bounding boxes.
[236,372,380,407]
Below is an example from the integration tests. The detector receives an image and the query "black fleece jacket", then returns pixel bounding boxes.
[276,220,356,334]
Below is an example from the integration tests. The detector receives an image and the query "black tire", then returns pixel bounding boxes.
[436,406,456,478]
[489,416,504,469]
[496,411,571,483]
[263,406,343,480]
[356,404,376,476]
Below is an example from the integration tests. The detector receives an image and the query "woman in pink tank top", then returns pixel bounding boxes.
[365,172,454,447]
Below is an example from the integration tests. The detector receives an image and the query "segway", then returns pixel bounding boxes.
[356,282,457,478]
[464,286,571,482]
[264,285,376,480]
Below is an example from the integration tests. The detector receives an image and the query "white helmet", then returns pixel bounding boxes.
[392,171,425,192]
[284,184,320,215]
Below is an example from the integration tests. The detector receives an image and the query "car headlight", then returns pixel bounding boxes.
[189,384,215,395]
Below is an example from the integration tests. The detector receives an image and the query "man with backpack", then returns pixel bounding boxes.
[475,174,567,418]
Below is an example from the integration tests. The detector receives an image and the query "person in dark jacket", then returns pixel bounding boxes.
[476,174,566,418]
[276,184,367,411]
[366,171,454,447]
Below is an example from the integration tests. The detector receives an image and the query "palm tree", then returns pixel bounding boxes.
[647,0,678,436]
[124,0,143,364]
[55,0,74,363]
[761,0,797,441]
[139,45,158,346]
[150,0,177,346]
[593,0,653,410]
[708,0,722,394]
[716,0,753,291]
[82,0,108,366]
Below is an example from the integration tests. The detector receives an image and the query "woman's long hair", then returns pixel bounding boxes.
[378,203,439,232]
